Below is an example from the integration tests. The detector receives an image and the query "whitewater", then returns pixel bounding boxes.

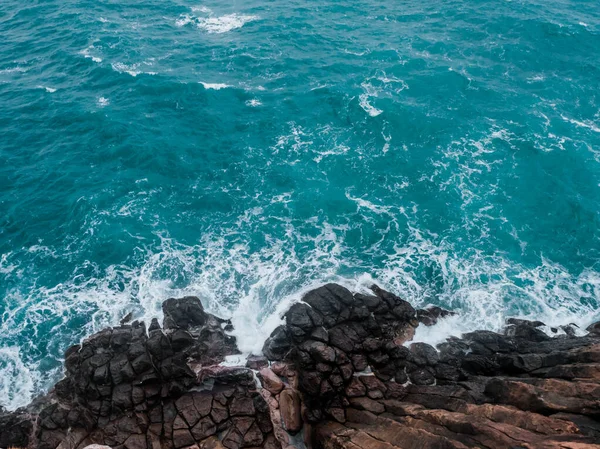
[1,0,600,410]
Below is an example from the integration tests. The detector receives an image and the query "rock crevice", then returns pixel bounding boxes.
[2,283,600,449]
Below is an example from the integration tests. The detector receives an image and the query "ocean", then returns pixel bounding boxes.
[1,0,600,410]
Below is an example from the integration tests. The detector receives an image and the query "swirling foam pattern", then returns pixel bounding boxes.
[1,0,600,409]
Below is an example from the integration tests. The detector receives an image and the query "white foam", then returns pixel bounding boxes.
[313,144,349,163]
[176,14,195,27]
[98,97,109,107]
[3,122,600,410]
[412,315,474,347]
[359,93,383,117]
[382,131,391,154]
[80,46,102,63]
[561,114,600,133]
[0,66,29,74]
[111,62,157,77]
[200,82,231,90]
[197,14,258,34]
[246,99,262,107]
[3,214,600,410]
[220,354,246,367]
[343,49,371,57]
[0,347,37,411]
[0,252,17,275]
[191,6,212,13]
[527,74,545,83]
[357,75,406,117]
[37,86,57,93]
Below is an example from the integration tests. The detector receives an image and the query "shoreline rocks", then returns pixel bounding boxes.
[2,283,600,449]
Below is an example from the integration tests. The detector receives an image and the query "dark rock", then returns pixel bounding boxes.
[302,284,347,325]
[3,283,600,449]
[407,367,436,385]
[505,323,551,342]
[311,327,329,343]
[345,378,366,397]
[348,397,385,414]
[506,318,546,328]
[417,306,456,326]
[586,321,600,336]
[0,411,33,448]
[285,303,315,331]
[222,428,243,449]
[409,342,439,366]
[262,325,291,361]
[229,397,255,416]
[243,421,264,446]
[245,355,268,370]
[210,401,229,424]
[299,340,336,364]
[163,296,207,329]
[172,428,195,449]
[328,326,358,353]
[351,354,368,372]
[191,416,217,441]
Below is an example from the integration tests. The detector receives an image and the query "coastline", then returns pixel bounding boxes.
[2,283,600,449]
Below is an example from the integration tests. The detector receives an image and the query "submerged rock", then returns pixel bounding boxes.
[2,284,600,449]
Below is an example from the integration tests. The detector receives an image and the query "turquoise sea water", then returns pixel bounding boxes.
[1,0,600,409]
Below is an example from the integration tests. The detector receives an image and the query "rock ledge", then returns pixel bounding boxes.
[2,283,600,449]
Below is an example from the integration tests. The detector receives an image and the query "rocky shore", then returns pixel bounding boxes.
[2,283,600,449]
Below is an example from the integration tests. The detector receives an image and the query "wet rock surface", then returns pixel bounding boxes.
[2,284,600,449]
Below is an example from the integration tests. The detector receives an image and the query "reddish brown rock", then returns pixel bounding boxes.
[279,389,302,434]
[3,285,600,449]
[348,397,385,414]
[259,368,284,394]
[172,429,195,449]
[230,397,256,417]
[345,378,366,398]
[191,416,217,441]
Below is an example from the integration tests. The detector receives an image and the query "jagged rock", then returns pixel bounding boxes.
[262,326,291,361]
[505,323,551,342]
[163,296,208,330]
[2,286,600,449]
[587,321,600,336]
[417,306,456,326]
[409,342,439,366]
[299,340,336,364]
[0,411,33,448]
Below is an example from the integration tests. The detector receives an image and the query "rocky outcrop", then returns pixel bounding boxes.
[1,284,600,449]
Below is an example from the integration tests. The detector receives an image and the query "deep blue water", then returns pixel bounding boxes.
[1,0,600,409]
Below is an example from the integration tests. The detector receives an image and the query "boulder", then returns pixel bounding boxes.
[2,284,600,449]
[279,389,302,434]
[163,296,207,329]
[259,368,284,394]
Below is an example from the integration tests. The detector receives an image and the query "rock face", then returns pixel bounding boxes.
[2,284,600,449]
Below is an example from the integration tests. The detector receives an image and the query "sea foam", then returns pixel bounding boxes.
[176,6,258,33]
[196,14,258,33]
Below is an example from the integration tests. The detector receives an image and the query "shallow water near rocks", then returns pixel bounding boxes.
[1,0,600,410]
